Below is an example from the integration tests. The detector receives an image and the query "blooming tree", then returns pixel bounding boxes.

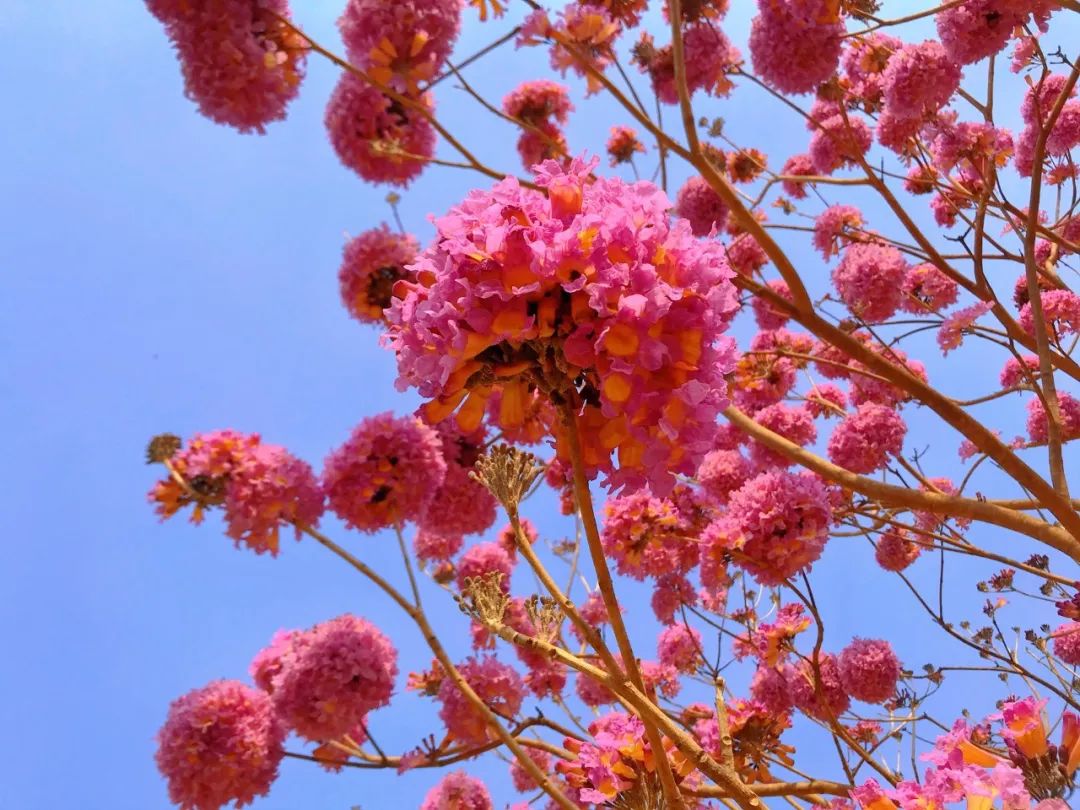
[142,0,1080,808]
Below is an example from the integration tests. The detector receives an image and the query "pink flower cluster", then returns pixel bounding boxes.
[339,225,419,325]
[1026,393,1080,444]
[881,41,961,123]
[385,156,740,494]
[900,262,959,313]
[827,403,907,474]
[601,489,700,579]
[437,656,525,743]
[656,624,702,673]
[146,0,307,133]
[503,80,573,169]
[155,680,286,810]
[832,243,909,323]
[937,0,1057,66]
[749,0,843,95]
[636,24,741,105]
[674,175,729,237]
[606,125,645,166]
[420,771,494,810]
[838,638,900,704]
[149,430,324,556]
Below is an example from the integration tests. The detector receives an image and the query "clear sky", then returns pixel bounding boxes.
[2,2,1077,809]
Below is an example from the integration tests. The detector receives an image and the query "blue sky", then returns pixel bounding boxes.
[2,1,1078,808]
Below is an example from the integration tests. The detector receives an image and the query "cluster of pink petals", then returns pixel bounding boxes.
[937,0,1052,66]
[750,665,793,715]
[838,638,900,704]
[674,175,729,237]
[1016,73,1080,175]
[414,529,464,563]
[510,747,553,793]
[250,629,300,693]
[734,603,811,665]
[1052,623,1080,666]
[337,0,462,89]
[709,470,832,586]
[938,302,993,354]
[881,41,961,122]
[841,33,901,109]
[900,262,959,313]
[780,153,815,199]
[788,653,851,721]
[420,771,493,810]
[651,572,699,622]
[805,383,847,418]
[813,205,865,259]
[270,614,397,741]
[502,80,573,170]
[656,624,702,673]
[749,403,817,469]
[322,412,446,532]
[540,5,620,95]
[848,348,928,409]
[155,679,286,810]
[606,125,645,166]
[420,464,498,538]
[456,542,514,593]
[1019,290,1080,339]
[749,0,843,95]
[147,0,307,133]
[875,528,921,572]
[752,279,794,330]
[696,448,753,504]
[828,403,907,473]
[1026,393,1080,444]
[386,156,739,494]
[497,517,539,560]
[832,243,908,323]
[930,121,1014,178]
[149,430,324,556]
[809,114,874,175]
[325,73,435,187]
[640,24,741,105]
[601,489,700,579]
[1000,355,1041,389]
[339,225,419,325]
[438,656,524,743]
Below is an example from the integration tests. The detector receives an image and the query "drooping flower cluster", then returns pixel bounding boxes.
[674,175,729,237]
[633,24,741,105]
[149,430,324,555]
[827,403,907,474]
[386,156,740,493]
[748,0,844,95]
[838,638,901,704]
[832,243,909,323]
[146,0,308,133]
[155,680,286,810]
[881,41,961,123]
[503,80,574,169]
[339,225,419,324]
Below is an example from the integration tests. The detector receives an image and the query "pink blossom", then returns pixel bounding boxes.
[339,226,419,324]
[642,24,740,104]
[148,430,324,556]
[828,403,907,474]
[936,1,1032,65]
[1019,290,1080,339]
[250,629,302,694]
[413,529,464,563]
[606,125,645,166]
[420,771,494,810]
[510,747,552,793]
[438,656,524,744]
[805,384,848,419]
[148,0,307,134]
[749,403,818,469]
[848,348,929,408]
[832,243,908,323]
[601,490,699,579]
[456,542,514,594]
[576,669,618,708]
[713,470,833,586]
[651,573,698,623]
[322,412,446,532]
[420,464,498,538]
[696,448,753,504]
[752,280,794,330]
[386,156,739,495]
[750,665,794,715]
[1052,622,1080,665]
[841,33,901,109]
[789,653,851,721]
[325,73,435,187]
[780,153,815,198]
[155,680,285,810]
[502,80,573,125]
[337,0,462,90]
[497,517,539,560]
[875,529,921,572]
[272,614,398,741]
[1026,393,1080,443]
[726,231,771,276]
[881,41,961,122]
[674,175,729,237]
[813,205,865,259]
[657,624,702,673]
[938,302,993,354]
[900,262,959,313]
[749,0,843,95]
[838,638,900,704]
[809,114,874,174]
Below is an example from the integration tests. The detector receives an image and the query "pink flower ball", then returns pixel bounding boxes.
[813,205,865,259]
[805,384,848,419]
[503,80,573,125]
[752,280,794,330]
[999,355,1040,389]
[149,0,306,133]
[749,403,817,469]
[496,517,539,560]
[338,0,463,82]
[674,175,729,236]
[789,653,851,721]
[900,262,959,313]
[809,115,874,175]
[841,32,902,108]
[647,23,741,104]
[781,153,815,199]
[601,490,699,580]
[726,232,770,276]
[438,657,524,743]
[697,448,753,504]
[641,660,682,699]
[272,615,397,741]
[420,464,498,538]
[874,529,921,572]
[936,0,1030,65]
[1019,290,1080,340]
[524,660,568,699]
[1052,623,1080,666]
[250,629,302,694]
[413,529,464,563]
[322,411,446,532]
[832,243,908,323]
[510,747,552,793]
[749,0,843,95]
[515,120,569,170]
[848,349,928,408]
[325,72,435,187]
[1026,393,1080,444]
[716,470,833,586]
[651,573,698,623]
[828,403,907,474]
[576,669,618,708]
[750,664,794,715]
[657,624,703,673]
[339,226,419,324]
[156,680,285,810]
[838,638,901,704]
[881,41,961,122]
[456,542,514,593]
[420,771,494,810]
